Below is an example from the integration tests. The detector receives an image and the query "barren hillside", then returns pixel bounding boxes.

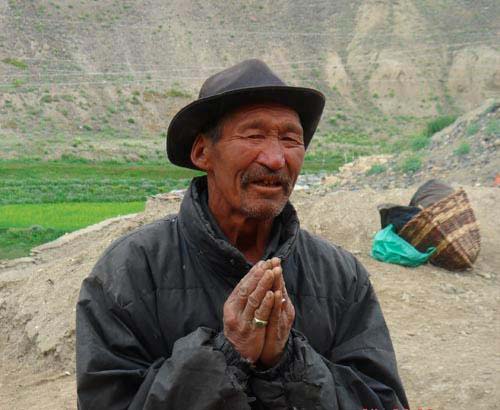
[1,0,499,161]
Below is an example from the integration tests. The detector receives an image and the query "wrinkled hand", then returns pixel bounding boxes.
[258,258,295,368]
[223,259,281,363]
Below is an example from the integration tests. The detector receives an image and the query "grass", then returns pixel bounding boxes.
[2,57,28,69]
[454,142,470,156]
[485,119,500,137]
[0,154,359,205]
[399,154,422,174]
[165,88,191,98]
[366,164,387,176]
[303,150,363,173]
[409,133,432,151]
[0,159,200,204]
[323,131,375,146]
[0,158,198,258]
[388,115,459,155]
[425,115,457,137]
[0,227,65,259]
[0,202,145,259]
[466,122,480,136]
[0,202,145,230]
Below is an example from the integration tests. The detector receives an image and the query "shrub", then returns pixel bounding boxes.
[366,164,387,176]
[485,119,500,137]
[409,133,431,151]
[2,58,28,69]
[400,155,422,174]
[454,142,470,156]
[466,122,480,136]
[11,78,25,88]
[165,88,191,98]
[40,95,58,103]
[425,115,457,137]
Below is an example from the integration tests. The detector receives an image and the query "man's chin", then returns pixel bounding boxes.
[241,198,288,220]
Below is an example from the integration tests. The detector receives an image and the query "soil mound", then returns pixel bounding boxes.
[1,187,499,409]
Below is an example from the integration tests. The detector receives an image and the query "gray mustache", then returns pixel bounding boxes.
[241,168,292,191]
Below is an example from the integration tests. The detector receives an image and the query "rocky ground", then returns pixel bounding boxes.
[0,185,498,410]
[298,100,499,192]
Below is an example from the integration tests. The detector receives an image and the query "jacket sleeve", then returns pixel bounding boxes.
[249,259,409,410]
[76,275,253,410]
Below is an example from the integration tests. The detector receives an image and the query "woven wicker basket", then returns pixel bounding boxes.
[399,188,480,271]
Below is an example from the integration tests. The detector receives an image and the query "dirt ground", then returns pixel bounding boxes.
[0,186,498,409]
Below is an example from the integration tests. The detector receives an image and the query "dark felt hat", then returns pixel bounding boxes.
[166,59,325,169]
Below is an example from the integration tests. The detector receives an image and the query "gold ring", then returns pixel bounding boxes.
[253,317,268,328]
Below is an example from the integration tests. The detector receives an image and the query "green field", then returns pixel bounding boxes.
[0,202,145,259]
[0,155,351,259]
[0,202,146,230]
[0,159,193,259]
[0,159,200,204]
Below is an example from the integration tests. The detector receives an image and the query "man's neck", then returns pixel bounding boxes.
[207,196,274,264]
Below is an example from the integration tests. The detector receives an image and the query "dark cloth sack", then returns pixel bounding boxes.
[409,179,454,209]
[377,203,422,233]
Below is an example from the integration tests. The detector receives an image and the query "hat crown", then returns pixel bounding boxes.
[199,59,286,98]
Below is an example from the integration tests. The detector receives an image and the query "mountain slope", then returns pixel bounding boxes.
[0,0,499,161]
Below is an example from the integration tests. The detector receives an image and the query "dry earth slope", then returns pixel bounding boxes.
[0,0,499,160]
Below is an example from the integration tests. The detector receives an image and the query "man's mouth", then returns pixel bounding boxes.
[251,178,283,188]
[241,167,292,194]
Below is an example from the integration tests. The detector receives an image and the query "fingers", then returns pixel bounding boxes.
[234,260,270,309]
[270,257,281,268]
[271,266,283,292]
[283,289,295,323]
[267,290,283,329]
[253,290,275,323]
[242,269,275,321]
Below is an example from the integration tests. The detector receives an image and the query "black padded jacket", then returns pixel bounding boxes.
[76,176,409,410]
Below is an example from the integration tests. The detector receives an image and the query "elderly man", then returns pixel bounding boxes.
[76,59,408,409]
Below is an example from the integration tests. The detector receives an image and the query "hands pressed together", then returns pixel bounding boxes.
[223,257,295,368]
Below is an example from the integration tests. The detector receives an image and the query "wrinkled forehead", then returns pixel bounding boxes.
[221,102,303,133]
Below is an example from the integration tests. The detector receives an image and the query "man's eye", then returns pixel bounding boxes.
[281,134,302,143]
[246,134,265,139]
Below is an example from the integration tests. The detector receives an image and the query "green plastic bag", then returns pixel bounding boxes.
[371,224,436,267]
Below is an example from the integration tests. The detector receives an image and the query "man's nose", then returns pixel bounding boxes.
[256,138,286,171]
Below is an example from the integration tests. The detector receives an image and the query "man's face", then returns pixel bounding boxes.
[203,103,305,220]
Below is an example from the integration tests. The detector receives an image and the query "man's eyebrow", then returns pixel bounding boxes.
[236,118,268,131]
[236,119,303,133]
[282,122,303,133]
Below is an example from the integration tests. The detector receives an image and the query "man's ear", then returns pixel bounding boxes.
[190,134,212,171]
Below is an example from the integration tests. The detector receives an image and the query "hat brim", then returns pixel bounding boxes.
[166,86,325,170]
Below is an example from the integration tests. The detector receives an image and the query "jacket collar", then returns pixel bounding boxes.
[178,176,300,279]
